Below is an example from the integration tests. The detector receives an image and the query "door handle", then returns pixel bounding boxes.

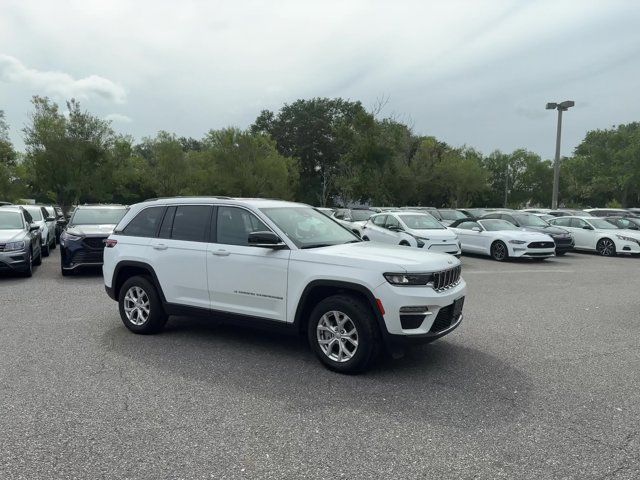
[152,243,168,250]
[212,249,230,256]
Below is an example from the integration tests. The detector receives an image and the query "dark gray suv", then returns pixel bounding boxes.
[0,206,43,277]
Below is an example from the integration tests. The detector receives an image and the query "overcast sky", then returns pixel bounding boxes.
[1,0,639,158]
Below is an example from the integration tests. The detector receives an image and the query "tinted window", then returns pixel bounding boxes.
[552,217,571,227]
[171,205,210,242]
[71,207,127,225]
[0,211,24,229]
[482,213,501,220]
[372,215,387,226]
[570,218,588,228]
[479,219,519,231]
[350,210,374,222]
[398,214,444,230]
[122,207,165,237]
[217,206,269,246]
[23,206,43,221]
[158,206,176,239]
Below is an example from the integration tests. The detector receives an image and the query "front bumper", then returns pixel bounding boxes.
[509,246,556,258]
[60,236,107,269]
[0,250,30,272]
[373,279,467,336]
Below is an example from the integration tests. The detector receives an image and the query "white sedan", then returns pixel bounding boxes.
[547,216,640,256]
[362,211,461,255]
[448,218,556,261]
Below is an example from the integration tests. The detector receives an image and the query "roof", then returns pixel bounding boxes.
[73,204,128,209]
[137,197,308,209]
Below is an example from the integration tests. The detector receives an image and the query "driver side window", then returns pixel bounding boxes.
[385,216,400,230]
[216,206,269,246]
[570,218,587,228]
[457,221,481,230]
[372,215,387,226]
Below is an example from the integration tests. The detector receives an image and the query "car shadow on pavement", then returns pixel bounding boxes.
[102,316,532,429]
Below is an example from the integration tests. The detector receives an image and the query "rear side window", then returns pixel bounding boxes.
[570,218,587,228]
[170,205,211,242]
[122,207,165,237]
[552,218,571,227]
[216,206,269,246]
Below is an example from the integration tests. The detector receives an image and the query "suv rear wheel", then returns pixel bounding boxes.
[118,276,168,334]
[307,294,380,374]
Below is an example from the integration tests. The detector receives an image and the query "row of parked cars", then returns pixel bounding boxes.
[0,202,128,277]
[317,206,640,260]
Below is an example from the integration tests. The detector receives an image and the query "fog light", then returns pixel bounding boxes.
[399,306,431,315]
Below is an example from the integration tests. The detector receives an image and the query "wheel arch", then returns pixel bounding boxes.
[293,280,387,338]
[112,261,166,302]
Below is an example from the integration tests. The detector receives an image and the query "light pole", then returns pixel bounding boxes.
[546,100,574,209]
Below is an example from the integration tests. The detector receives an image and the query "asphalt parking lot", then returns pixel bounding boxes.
[0,252,638,479]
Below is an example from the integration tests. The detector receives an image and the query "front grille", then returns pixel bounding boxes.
[0,243,5,252]
[431,265,462,292]
[71,250,104,264]
[82,237,107,249]
[553,237,573,245]
[429,297,464,333]
[528,241,555,249]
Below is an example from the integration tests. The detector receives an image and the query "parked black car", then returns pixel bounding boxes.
[481,211,575,255]
[0,206,42,277]
[52,205,68,242]
[60,205,128,276]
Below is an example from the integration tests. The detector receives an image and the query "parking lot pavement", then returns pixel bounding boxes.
[0,252,638,480]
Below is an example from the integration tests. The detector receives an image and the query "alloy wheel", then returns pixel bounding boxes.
[492,242,507,260]
[123,286,151,326]
[598,239,615,256]
[316,310,359,363]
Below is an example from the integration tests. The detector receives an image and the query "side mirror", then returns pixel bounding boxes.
[471,226,482,232]
[46,216,56,222]
[582,225,593,230]
[29,224,40,232]
[248,231,287,249]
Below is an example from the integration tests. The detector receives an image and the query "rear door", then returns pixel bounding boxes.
[569,218,596,249]
[454,221,484,253]
[363,215,389,243]
[148,205,212,310]
[207,206,290,321]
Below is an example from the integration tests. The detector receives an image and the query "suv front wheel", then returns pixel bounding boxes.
[118,276,168,334]
[307,294,380,374]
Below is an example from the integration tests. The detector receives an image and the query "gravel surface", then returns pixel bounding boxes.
[0,250,638,479]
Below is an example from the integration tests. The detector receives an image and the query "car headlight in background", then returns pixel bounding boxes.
[3,241,26,252]
[616,234,640,245]
[384,273,434,286]
[60,231,83,242]
[508,240,527,245]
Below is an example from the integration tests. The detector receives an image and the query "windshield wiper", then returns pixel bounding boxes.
[300,243,335,249]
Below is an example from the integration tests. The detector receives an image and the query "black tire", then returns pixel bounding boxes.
[399,241,410,247]
[118,276,168,334]
[596,238,616,257]
[20,249,33,277]
[362,236,370,241]
[42,242,50,257]
[33,247,42,266]
[490,240,509,261]
[555,251,567,256]
[307,294,380,374]
[61,267,72,276]
[50,236,56,250]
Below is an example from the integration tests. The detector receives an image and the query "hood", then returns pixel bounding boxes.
[495,230,554,242]
[67,224,117,236]
[292,241,460,273]
[0,229,26,243]
[521,225,570,236]
[614,229,640,241]
[408,228,458,241]
[351,220,369,227]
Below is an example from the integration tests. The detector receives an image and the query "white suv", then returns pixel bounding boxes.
[103,198,467,373]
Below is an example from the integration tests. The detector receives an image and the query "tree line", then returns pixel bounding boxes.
[1,96,639,210]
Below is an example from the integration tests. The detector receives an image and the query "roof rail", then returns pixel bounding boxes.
[143,196,232,202]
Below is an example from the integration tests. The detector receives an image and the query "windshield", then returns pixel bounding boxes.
[0,211,23,229]
[514,214,548,227]
[588,218,619,230]
[261,207,359,248]
[439,210,467,221]
[23,206,43,221]
[467,208,487,217]
[479,219,519,231]
[350,210,374,222]
[398,214,445,230]
[71,207,128,225]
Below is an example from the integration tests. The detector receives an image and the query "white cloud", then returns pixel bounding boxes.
[105,113,132,123]
[0,54,126,103]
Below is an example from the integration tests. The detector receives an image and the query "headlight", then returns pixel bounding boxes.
[4,241,26,252]
[508,240,527,245]
[61,231,82,242]
[616,234,640,244]
[384,273,433,286]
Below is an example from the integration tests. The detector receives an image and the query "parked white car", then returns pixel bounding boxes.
[361,211,460,255]
[20,205,56,257]
[547,216,640,256]
[103,198,467,373]
[448,218,556,261]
